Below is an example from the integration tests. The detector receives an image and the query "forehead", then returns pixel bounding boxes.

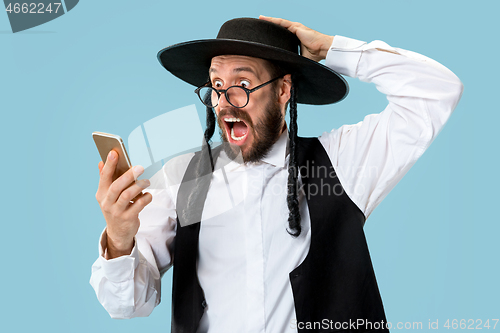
[209,55,270,80]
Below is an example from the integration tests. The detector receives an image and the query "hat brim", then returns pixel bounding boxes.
[157,39,348,105]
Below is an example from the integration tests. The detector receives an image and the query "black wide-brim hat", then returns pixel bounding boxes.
[157,17,348,105]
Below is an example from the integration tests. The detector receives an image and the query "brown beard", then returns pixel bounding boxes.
[217,95,284,163]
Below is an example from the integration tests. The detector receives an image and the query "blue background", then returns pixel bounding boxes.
[1,0,498,332]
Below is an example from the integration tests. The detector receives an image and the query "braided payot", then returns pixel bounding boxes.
[286,78,301,237]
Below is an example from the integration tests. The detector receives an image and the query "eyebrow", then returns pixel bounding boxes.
[209,67,261,80]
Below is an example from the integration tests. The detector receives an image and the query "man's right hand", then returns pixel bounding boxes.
[95,150,153,259]
[259,15,334,62]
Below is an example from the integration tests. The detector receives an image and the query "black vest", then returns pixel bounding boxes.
[172,137,388,332]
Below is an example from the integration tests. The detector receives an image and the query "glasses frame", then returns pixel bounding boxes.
[195,76,282,109]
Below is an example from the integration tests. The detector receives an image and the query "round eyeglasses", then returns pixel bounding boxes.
[195,76,281,108]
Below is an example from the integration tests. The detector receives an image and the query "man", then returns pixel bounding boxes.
[90,16,463,332]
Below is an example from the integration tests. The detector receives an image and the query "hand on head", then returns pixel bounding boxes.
[259,15,334,62]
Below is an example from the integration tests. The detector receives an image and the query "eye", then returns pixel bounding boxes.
[239,80,250,88]
[213,80,223,88]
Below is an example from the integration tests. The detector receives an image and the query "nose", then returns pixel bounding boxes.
[217,90,230,108]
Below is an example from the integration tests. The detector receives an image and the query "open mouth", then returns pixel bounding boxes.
[223,117,249,144]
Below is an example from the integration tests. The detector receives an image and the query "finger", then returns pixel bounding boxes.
[127,192,153,216]
[98,161,104,172]
[97,150,119,194]
[130,191,145,203]
[259,15,298,33]
[259,15,292,27]
[115,179,150,210]
[106,165,145,204]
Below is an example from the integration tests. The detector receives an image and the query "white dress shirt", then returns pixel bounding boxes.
[90,35,463,333]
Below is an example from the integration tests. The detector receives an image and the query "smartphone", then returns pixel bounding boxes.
[92,131,133,182]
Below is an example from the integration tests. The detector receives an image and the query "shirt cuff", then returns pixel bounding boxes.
[98,228,140,283]
[325,35,366,78]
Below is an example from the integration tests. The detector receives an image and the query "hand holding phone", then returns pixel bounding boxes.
[93,132,153,259]
[93,132,133,182]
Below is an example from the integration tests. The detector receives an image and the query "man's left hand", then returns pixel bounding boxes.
[259,15,334,62]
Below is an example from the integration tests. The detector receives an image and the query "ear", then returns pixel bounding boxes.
[278,74,292,107]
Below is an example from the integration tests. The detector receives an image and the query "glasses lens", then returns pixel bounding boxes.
[226,86,248,108]
[198,87,218,108]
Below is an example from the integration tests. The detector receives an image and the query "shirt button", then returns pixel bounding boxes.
[202,300,207,308]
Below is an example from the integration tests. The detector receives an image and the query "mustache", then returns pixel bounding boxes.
[218,108,254,128]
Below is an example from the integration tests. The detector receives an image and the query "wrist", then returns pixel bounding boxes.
[319,35,334,61]
[106,233,134,259]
